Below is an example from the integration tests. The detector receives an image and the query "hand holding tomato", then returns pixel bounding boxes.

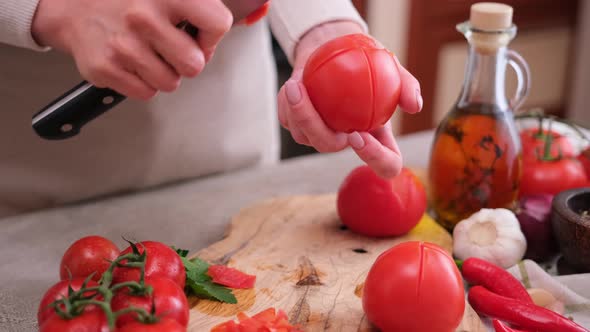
[337,166,427,237]
[278,23,423,179]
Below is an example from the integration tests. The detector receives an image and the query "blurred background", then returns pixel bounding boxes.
[277,0,589,159]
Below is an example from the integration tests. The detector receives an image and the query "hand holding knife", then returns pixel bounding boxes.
[32,0,269,140]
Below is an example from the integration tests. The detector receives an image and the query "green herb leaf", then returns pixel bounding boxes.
[174,247,237,304]
[186,279,237,304]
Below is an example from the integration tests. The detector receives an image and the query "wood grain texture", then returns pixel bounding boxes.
[187,194,486,331]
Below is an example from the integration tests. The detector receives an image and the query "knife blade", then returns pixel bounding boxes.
[32,0,269,140]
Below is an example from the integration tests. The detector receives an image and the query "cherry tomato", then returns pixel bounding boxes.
[116,318,186,332]
[362,241,465,332]
[207,265,256,289]
[520,128,576,161]
[111,276,189,328]
[112,241,185,289]
[337,166,427,237]
[577,147,590,179]
[39,307,108,332]
[60,236,119,282]
[520,158,588,197]
[302,34,401,133]
[242,2,270,25]
[38,278,99,326]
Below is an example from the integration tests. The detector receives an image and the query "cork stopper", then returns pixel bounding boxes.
[470,2,513,31]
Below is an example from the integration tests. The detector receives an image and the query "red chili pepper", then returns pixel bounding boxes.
[469,286,588,332]
[458,257,533,304]
[493,319,529,332]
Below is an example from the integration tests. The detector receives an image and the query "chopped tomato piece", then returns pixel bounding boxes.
[251,307,276,321]
[207,265,256,289]
[210,320,241,332]
[209,308,303,332]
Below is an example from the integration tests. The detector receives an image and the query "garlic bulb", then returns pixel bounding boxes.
[453,208,527,269]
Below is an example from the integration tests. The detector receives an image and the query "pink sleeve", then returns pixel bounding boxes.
[268,0,368,64]
[0,0,49,50]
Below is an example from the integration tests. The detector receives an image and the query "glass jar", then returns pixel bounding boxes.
[428,3,531,231]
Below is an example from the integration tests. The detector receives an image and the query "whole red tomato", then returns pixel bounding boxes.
[40,307,108,332]
[111,276,189,328]
[520,128,576,161]
[577,147,590,179]
[112,241,185,289]
[337,166,427,237]
[302,33,401,133]
[60,236,120,282]
[362,241,465,332]
[38,278,99,326]
[520,158,588,197]
[116,318,186,332]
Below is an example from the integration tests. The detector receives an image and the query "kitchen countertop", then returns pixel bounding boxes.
[0,130,435,331]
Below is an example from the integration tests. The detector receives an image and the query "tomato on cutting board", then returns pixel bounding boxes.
[37,278,99,326]
[111,276,189,328]
[302,33,401,133]
[112,241,186,289]
[116,318,186,332]
[39,307,108,332]
[362,241,465,332]
[59,235,120,282]
[207,265,256,289]
[337,166,427,237]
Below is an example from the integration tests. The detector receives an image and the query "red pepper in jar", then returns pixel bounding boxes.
[468,286,588,332]
[493,319,529,332]
[457,258,532,303]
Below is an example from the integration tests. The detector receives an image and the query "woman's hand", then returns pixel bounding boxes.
[31,0,233,100]
[278,21,423,178]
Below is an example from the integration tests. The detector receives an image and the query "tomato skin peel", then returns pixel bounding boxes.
[362,241,465,332]
[303,33,401,133]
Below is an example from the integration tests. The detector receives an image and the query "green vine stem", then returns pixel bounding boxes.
[516,110,590,143]
[47,240,151,331]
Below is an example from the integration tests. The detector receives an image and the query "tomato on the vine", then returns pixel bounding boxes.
[39,307,108,332]
[116,318,186,332]
[520,158,588,197]
[60,236,120,282]
[38,278,99,326]
[302,33,401,133]
[577,147,590,179]
[520,128,576,161]
[112,241,185,289]
[337,166,427,237]
[362,241,465,332]
[111,276,189,328]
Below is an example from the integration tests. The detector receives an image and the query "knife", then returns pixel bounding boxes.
[32,0,268,140]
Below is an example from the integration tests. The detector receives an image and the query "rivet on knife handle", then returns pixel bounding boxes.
[32,82,126,140]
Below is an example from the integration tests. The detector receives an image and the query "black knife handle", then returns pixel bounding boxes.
[32,82,126,140]
[32,22,199,140]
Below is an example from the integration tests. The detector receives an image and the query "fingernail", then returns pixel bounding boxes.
[192,50,204,65]
[349,132,365,150]
[416,89,423,112]
[285,80,302,105]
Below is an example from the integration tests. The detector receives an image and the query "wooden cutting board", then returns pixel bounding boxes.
[187,193,486,331]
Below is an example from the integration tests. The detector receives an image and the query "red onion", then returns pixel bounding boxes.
[516,194,558,262]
